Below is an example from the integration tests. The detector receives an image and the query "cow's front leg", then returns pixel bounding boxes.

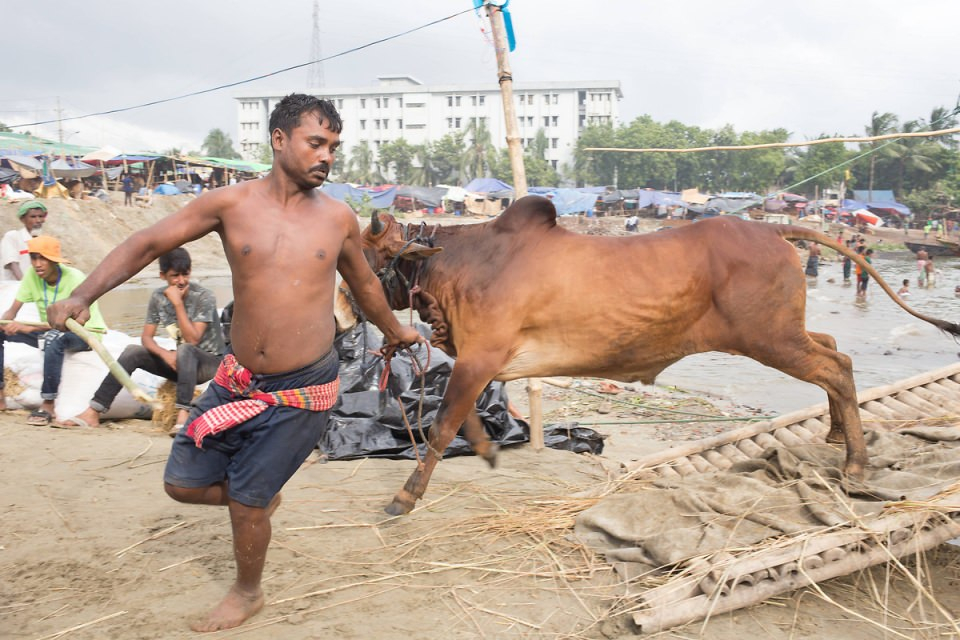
[386,359,498,515]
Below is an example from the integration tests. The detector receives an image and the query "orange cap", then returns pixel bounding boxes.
[26,236,71,264]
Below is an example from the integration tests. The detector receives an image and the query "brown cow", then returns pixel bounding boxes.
[361,195,960,515]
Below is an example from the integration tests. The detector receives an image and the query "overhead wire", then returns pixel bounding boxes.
[5,6,477,131]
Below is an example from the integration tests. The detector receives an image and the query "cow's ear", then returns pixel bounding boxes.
[399,243,443,260]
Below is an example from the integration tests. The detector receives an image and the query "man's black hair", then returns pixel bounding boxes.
[159,247,191,274]
[268,93,343,145]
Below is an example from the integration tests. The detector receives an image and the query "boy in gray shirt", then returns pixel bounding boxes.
[61,247,224,431]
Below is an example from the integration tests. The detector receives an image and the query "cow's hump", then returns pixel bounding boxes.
[491,195,557,234]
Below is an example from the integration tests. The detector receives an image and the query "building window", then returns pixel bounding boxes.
[337,99,343,109]
[447,117,453,129]
[551,138,558,148]
[551,160,558,169]
[383,120,389,130]
[471,95,477,106]
[360,120,366,130]
[543,116,550,127]
[397,119,402,129]
[383,97,389,108]
[552,116,558,126]
[398,97,403,108]
[447,95,453,107]
[479,116,487,126]
[544,94,550,105]
[527,116,533,126]
[455,117,461,128]
[375,97,381,108]
[552,93,559,104]
[479,95,485,106]
[375,119,381,129]
[406,123,426,129]
[455,96,461,106]
[517,94,524,105]
[407,102,424,108]
[360,98,366,108]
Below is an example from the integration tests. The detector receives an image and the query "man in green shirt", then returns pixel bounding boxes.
[0,236,106,424]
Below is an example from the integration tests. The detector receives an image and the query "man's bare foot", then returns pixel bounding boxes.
[189,585,264,633]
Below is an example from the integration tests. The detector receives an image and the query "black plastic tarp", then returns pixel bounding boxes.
[320,323,603,460]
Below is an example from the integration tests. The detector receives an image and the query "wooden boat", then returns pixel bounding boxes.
[607,363,960,634]
[905,240,960,257]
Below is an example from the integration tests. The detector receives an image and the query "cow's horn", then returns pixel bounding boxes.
[370,211,383,235]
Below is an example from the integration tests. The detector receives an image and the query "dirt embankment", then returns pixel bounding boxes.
[0,195,227,281]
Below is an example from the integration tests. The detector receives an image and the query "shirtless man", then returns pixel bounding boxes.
[47,94,423,632]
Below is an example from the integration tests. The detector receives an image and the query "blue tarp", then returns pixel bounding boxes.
[853,190,896,202]
[154,183,181,195]
[464,178,513,193]
[543,188,599,216]
[840,198,911,216]
[321,183,397,209]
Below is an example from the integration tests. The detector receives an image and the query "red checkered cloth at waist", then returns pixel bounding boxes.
[185,353,340,448]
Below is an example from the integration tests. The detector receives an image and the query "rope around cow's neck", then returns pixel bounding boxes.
[377,341,439,466]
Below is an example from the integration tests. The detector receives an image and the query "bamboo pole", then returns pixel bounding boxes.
[486,2,544,450]
[65,318,157,406]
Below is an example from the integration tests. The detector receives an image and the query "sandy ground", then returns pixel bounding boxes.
[2,199,959,639]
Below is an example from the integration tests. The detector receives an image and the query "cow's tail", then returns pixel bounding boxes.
[776,225,960,338]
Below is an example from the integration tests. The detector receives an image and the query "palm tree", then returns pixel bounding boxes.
[409,144,438,186]
[863,111,899,198]
[344,141,383,185]
[896,120,938,193]
[202,128,241,159]
[460,119,497,183]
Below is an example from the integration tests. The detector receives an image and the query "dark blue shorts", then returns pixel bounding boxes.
[164,348,339,508]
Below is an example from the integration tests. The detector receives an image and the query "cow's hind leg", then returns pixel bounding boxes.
[808,331,846,444]
[460,412,498,468]
[751,333,867,479]
[386,358,501,516]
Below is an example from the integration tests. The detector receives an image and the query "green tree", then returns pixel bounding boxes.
[409,143,439,186]
[860,111,899,197]
[460,119,497,183]
[573,123,619,187]
[256,143,274,166]
[782,136,852,194]
[378,138,416,184]
[429,133,465,184]
[201,128,241,159]
[0,122,12,132]
[343,140,383,185]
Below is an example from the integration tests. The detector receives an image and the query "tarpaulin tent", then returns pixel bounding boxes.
[395,185,448,209]
[539,188,598,216]
[463,177,513,195]
[321,183,397,209]
[49,158,97,179]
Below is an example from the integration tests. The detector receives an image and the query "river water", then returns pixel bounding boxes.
[98,253,960,416]
[657,252,960,413]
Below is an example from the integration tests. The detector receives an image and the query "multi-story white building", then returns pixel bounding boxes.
[234,76,621,179]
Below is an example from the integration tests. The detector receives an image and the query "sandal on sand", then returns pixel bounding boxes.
[26,409,53,426]
[54,416,94,430]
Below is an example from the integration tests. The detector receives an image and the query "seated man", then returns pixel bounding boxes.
[0,236,107,424]
[1,201,48,281]
[64,248,225,432]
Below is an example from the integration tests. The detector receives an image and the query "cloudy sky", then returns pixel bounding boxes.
[3,0,957,153]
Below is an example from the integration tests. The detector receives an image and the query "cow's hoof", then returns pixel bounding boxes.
[384,492,416,516]
[843,462,865,482]
[825,429,844,444]
[481,443,499,469]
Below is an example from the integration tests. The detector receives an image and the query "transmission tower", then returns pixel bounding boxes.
[307,0,325,91]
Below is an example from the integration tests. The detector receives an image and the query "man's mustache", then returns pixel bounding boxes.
[310,163,329,174]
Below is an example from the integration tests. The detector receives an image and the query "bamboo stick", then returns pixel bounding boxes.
[65,318,156,406]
